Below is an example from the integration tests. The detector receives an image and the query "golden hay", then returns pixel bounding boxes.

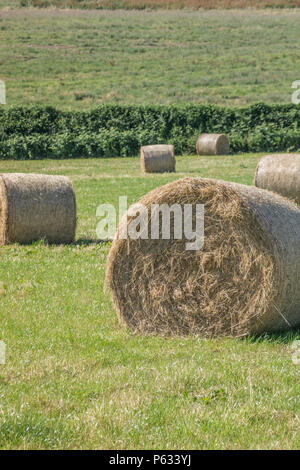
[106,177,300,337]
[0,173,76,245]
[255,153,300,204]
[196,133,230,155]
[140,145,175,173]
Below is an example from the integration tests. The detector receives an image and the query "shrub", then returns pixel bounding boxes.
[1,103,300,159]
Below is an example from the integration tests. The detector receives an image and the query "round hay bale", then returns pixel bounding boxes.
[255,153,300,204]
[196,133,230,155]
[140,145,175,173]
[106,177,300,337]
[0,173,76,245]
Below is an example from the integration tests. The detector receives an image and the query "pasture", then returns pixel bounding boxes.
[1,3,300,450]
[4,1,300,10]
[0,155,299,449]
[0,8,300,108]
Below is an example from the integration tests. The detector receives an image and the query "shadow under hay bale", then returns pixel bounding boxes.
[106,177,300,337]
[0,173,76,245]
[255,153,300,204]
[196,133,230,155]
[140,144,175,173]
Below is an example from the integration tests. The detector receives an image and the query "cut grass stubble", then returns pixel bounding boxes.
[0,154,299,449]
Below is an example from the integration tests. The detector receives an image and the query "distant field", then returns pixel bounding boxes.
[0,9,299,109]
[0,1,18,6]
[7,1,300,10]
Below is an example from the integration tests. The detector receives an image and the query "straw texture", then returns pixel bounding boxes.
[140,145,175,173]
[106,177,300,337]
[196,133,230,155]
[255,153,300,204]
[0,173,76,245]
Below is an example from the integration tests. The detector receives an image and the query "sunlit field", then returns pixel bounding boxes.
[1,0,300,450]
[1,8,300,108]
[0,155,299,449]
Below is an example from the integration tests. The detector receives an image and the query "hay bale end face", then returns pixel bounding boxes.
[196,133,230,155]
[255,153,300,204]
[140,145,175,173]
[0,173,76,245]
[106,177,300,337]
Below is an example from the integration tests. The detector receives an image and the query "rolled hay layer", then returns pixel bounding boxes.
[106,177,300,337]
[255,154,300,204]
[0,173,76,245]
[196,133,230,155]
[140,145,175,173]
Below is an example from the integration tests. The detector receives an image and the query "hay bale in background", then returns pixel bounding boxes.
[140,144,175,173]
[196,133,230,155]
[255,154,300,204]
[0,173,76,245]
[106,177,300,337]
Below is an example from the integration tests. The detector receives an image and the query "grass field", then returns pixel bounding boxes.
[5,1,300,10]
[0,8,300,108]
[0,154,299,450]
[1,1,300,450]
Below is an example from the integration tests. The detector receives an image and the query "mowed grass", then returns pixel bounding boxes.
[0,154,299,450]
[0,8,300,108]
[5,0,300,9]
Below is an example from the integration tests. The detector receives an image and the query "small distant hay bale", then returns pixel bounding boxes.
[106,177,300,337]
[255,153,300,204]
[0,173,76,245]
[140,145,175,173]
[196,133,230,155]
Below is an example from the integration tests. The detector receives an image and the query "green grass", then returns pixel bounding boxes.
[0,1,19,6]
[4,0,300,9]
[0,9,300,108]
[0,154,299,449]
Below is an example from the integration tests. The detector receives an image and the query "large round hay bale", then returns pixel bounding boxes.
[255,153,300,204]
[0,173,76,245]
[196,133,230,155]
[106,177,300,337]
[140,145,175,173]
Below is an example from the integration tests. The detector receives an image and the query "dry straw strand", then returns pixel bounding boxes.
[106,177,300,337]
[140,144,175,173]
[196,133,230,155]
[0,173,76,245]
[255,153,300,204]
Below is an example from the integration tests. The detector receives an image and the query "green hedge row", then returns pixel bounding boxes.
[1,103,300,159]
